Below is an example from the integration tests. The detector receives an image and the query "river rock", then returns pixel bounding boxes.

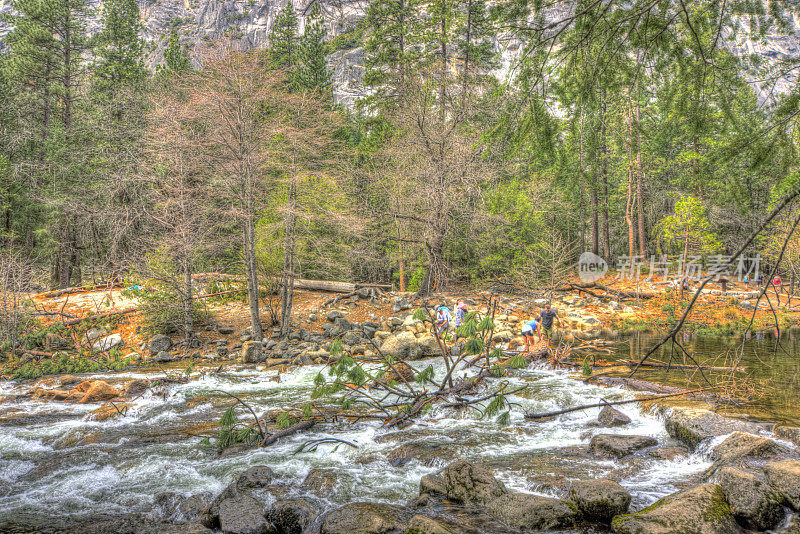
[218,493,273,534]
[776,426,800,447]
[124,379,151,396]
[326,310,343,321]
[380,331,420,358]
[664,407,762,448]
[419,472,446,497]
[268,498,319,534]
[710,432,795,469]
[611,483,740,534]
[442,461,507,505]
[30,387,71,401]
[154,491,215,523]
[149,334,173,355]
[92,333,123,352]
[406,514,456,534]
[589,434,658,458]
[60,374,81,386]
[87,402,129,421]
[486,492,579,531]
[74,380,121,403]
[321,502,407,534]
[778,514,800,533]
[155,351,174,363]
[217,325,235,335]
[715,466,784,531]
[235,466,277,491]
[386,442,456,467]
[241,341,266,363]
[598,406,632,427]
[569,479,631,522]
[766,460,800,509]
[377,362,416,387]
[303,469,339,493]
[341,330,361,346]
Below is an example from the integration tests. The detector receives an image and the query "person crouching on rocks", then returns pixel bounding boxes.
[521,318,541,353]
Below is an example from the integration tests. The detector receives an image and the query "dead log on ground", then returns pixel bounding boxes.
[64,308,137,326]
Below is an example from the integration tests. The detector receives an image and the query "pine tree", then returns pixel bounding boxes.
[292,3,331,92]
[158,30,191,74]
[362,0,421,111]
[92,0,146,95]
[269,2,299,69]
[455,0,496,102]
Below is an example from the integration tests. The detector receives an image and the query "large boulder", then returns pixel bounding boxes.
[321,502,407,534]
[218,493,274,534]
[153,491,214,523]
[92,333,123,352]
[590,434,658,458]
[710,432,794,469]
[303,469,339,493]
[419,472,446,497]
[569,479,631,523]
[776,426,800,447]
[442,461,507,505]
[485,492,579,531]
[415,334,441,357]
[203,467,278,528]
[241,341,266,363]
[611,483,741,534]
[149,334,173,355]
[664,408,762,449]
[598,406,632,427]
[766,460,800,509]
[715,467,784,531]
[268,498,319,534]
[380,332,421,359]
[235,466,276,491]
[405,514,457,534]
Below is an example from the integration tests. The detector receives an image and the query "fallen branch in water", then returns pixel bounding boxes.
[213,389,265,440]
[524,386,719,420]
[261,419,315,446]
[294,437,358,453]
[622,360,745,372]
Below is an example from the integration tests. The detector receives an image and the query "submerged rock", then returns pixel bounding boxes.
[589,434,658,458]
[568,479,631,523]
[419,472,446,497]
[664,407,762,449]
[714,466,784,531]
[302,469,339,493]
[321,502,407,534]
[386,442,455,467]
[611,483,741,534]
[153,491,214,523]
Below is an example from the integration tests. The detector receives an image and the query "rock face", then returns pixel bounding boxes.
[598,406,632,427]
[664,408,762,448]
[569,479,631,523]
[766,460,800,509]
[442,461,507,505]
[589,434,658,458]
[320,502,407,534]
[611,483,741,534]
[715,466,784,531]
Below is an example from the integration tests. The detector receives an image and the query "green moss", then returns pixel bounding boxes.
[701,486,732,524]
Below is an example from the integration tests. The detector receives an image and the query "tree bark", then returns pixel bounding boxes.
[635,101,647,256]
[280,177,297,338]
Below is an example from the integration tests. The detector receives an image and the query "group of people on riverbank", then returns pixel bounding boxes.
[434,300,563,353]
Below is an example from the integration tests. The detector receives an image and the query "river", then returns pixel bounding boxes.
[0,352,736,532]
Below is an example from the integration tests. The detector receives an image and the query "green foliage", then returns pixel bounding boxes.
[216,405,260,451]
[92,0,146,94]
[416,365,435,384]
[655,195,722,256]
[136,282,210,336]
[292,3,331,92]
[158,30,191,74]
[268,2,299,69]
[582,359,592,377]
[408,268,426,292]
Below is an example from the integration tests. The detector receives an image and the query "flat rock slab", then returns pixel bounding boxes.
[590,434,658,458]
[664,408,762,449]
[715,466,785,531]
[569,478,631,522]
[766,460,800,509]
[218,494,272,534]
[710,432,795,469]
[321,502,407,534]
[611,482,741,534]
[485,492,579,531]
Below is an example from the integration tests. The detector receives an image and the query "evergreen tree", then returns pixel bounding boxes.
[158,30,191,74]
[292,3,331,92]
[92,0,146,95]
[362,0,421,110]
[269,2,299,69]
[455,0,496,101]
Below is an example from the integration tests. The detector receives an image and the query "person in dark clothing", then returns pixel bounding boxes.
[539,303,562,339]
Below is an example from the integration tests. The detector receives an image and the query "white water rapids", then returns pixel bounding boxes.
[0,360,713,527]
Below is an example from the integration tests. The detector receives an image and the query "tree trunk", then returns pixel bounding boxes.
[419,229,445,296]
[439,12,447,119]
[280,177,297,338]
[243,210,263,342]
[591,186,599,256]
[625,101,636,260]
[635,101,647,256]
[579,108,586,253]
[183,257,194,340]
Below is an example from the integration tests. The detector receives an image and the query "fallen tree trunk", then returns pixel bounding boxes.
[38,283,122,299]
[524,386,717,420]
[623,360,744,372]
[13,348,55,358]
[260,419,315,446]
[567,282,658,300]
[64,308,137,326]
